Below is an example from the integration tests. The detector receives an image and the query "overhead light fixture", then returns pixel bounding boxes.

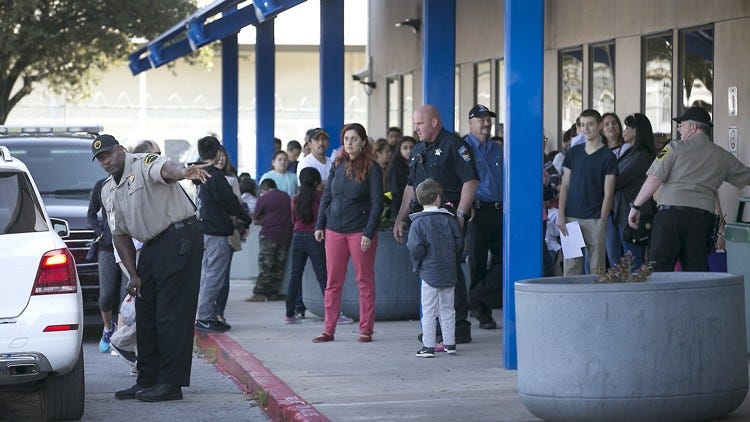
[395,18,420,34]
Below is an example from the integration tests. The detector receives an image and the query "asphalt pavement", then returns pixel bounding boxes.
[0,326,268,422]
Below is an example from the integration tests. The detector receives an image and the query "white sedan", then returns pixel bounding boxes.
[0,145,84,421]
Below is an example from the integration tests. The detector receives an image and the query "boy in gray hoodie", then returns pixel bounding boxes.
[407,178,463,357]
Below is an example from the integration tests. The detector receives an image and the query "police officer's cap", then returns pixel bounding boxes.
[468,104,497,119]
[91,134,120,160]
[673,106,713,127]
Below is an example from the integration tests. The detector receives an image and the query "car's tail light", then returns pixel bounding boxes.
[32,249,78,295]
[43,324,80,332]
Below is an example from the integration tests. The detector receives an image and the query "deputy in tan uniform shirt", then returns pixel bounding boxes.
[93,134,210,403]
[628,106,750,271]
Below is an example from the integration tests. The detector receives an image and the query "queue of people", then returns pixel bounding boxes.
[550,105,750,278]
[89,100,748,401]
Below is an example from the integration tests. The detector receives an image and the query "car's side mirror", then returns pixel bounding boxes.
[50,217,70,238]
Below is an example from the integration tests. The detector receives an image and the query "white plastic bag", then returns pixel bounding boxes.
[120,295,136,326]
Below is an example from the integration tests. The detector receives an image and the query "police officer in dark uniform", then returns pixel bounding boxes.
[93,134,211,402]
[628,106,750,271]
[393,104,479,343]
[464,104,503,330]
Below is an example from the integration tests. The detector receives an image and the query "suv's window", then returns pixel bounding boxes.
[8,145,104,195]
[0,172,48,234]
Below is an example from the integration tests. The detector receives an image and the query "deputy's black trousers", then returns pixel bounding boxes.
[467,206,503,323]
[135,222,202,387]
[648,208,714,272]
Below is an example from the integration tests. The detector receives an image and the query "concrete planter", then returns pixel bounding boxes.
[515,272,748,422]
[302,230,420,320]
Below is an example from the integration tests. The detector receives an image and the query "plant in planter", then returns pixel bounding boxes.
[595,251,652,283]
[515,263,748,422]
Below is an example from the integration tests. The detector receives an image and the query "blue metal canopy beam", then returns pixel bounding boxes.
[127,0,307,176]
[128,0,304,75]
[188,5,259,51]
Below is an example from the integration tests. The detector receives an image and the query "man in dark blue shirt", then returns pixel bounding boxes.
[393,104,478,344]
[464,104,503,330]
[558,109,618,275]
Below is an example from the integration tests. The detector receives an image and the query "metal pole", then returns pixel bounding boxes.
[503,0,544,370]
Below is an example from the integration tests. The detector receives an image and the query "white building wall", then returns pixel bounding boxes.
[367,0,750,214]
[10,45,366,176]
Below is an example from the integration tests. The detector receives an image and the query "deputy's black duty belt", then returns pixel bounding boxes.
[657,205,712,216]
[474,201,502,210]
[165,216,198,234]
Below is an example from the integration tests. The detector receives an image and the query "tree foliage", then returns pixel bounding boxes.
[0,0,199,124]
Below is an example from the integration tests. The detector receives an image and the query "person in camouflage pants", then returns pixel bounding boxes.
[246,179,293,302]
[253,238,288,299]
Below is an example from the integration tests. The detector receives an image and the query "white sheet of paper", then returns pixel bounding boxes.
[560,221,586,258]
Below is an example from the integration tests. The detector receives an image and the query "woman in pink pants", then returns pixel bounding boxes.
[313,123,384,343]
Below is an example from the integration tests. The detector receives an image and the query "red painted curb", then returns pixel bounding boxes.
[195,331,330,422]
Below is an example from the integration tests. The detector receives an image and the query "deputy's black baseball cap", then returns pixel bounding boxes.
[91,134,120,160]
[468,104,497,119]
[673,106,713,127]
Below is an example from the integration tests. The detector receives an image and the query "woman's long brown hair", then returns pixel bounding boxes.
[334,123,373,182]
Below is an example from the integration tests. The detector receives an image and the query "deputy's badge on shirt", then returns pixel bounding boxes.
[458,146,472,162]
[656,146,669,161]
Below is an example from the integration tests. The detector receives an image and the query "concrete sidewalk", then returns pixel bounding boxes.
[196,278,750,422]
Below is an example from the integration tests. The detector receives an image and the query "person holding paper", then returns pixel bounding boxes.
[557,109,618,275]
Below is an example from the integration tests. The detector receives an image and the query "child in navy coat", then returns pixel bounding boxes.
[406,178,463,357]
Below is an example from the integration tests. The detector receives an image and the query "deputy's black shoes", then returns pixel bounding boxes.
[479,320,498,330]
[135,384,183,402]
[115,384,147,400]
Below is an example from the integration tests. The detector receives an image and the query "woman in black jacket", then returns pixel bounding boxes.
[313,123,383,344]
[609,113,656,268]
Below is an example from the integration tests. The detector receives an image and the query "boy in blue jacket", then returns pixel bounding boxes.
[407,178,463,357]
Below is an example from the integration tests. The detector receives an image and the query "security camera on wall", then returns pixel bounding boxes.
[352,68,369,82]
[352,65,376,94]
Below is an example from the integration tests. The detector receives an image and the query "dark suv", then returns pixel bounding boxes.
[0,126,106,318]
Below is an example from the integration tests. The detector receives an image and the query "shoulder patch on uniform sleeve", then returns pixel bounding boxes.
[458,146,472,162]
[143,153,159,165]
[656,146,669,161]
